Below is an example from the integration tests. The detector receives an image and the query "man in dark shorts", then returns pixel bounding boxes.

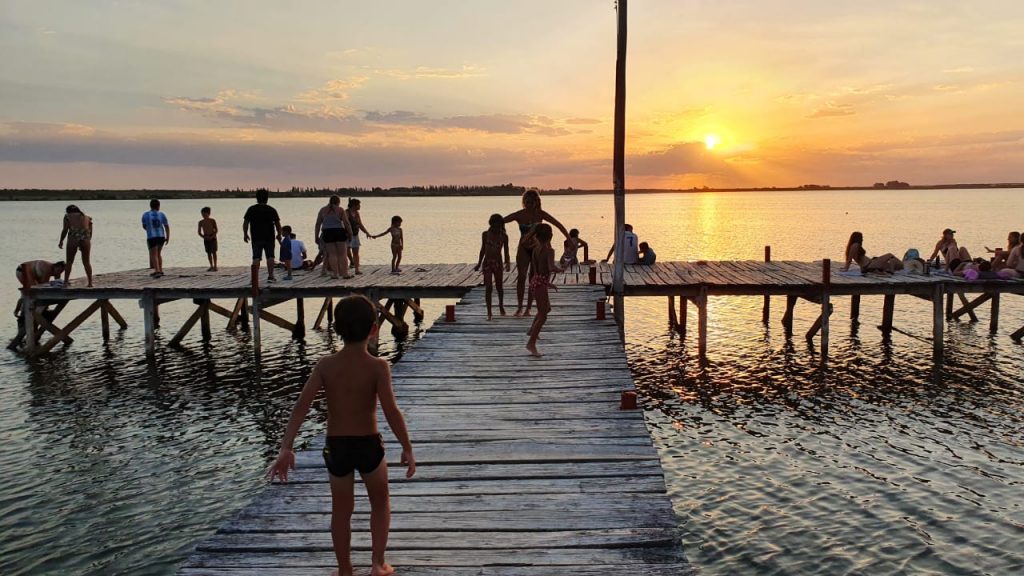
[243,189,282,283]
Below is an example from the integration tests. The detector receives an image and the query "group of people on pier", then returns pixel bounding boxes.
[842,227,1024,279]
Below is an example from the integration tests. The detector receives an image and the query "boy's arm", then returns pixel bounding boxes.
[377,361,415,478]
[266,364,324,483]
[59,216,69,248]
[163,222,170,244]
[212,219,218,235]
[579,238,590,261]
[197,221,204,238]
[242,218,250,243]
[604,243,615,262]
[540,210,570,238]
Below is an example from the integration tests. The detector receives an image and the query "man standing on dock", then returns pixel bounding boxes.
[243,188,282,283]
[142,198,170,278]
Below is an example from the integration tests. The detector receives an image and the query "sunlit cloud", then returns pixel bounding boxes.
[296,77,370,103]
[375,65,487,80]
[807,102,856,118]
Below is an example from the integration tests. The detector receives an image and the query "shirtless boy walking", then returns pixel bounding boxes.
[267,295,415,576]
[197,207,218,271]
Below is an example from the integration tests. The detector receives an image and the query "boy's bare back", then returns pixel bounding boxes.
[315,348,389,436]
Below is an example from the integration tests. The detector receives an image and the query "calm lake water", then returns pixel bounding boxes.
[1,190,1022,575]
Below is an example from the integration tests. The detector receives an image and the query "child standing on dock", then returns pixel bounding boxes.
[197,207,218,271]
[526,223,561,357]
[267,295,415,576]
[142,198,170,278]
[474,213,511,320]
[371,216,404,275]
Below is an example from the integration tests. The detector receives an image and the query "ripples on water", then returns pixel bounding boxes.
[2,192,1023,575]
[626,295,1024,575]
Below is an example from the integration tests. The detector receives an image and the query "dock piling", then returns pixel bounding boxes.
[762,245,771,324]
[142,291,156,355]
[880,294,896,340]
[990,293,1000,333]
[22,296,37,355]
[697,287,708,358]
[252,298,262,356]
[293,298,305,340]
[933,284,944,354]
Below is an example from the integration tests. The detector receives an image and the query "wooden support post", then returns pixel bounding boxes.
[367,291,380,356]
[100,303,110,341]
[293,298,306,340]
[239,298,250,330]
[945,292,954,321]
[781,295,797,337]
[412,298,424,321]
[678,297,687,336]
[990,293,1000,333]
[880,294,896,340]
[314,297,332,330]
[668,296,677,328]
[199,299,212,341]
[850,295,861,324]
[933,284,944,355]
[22,296,37,354]
[252,297,262,357]
[762,245,771,324]
[697,287,708,359]
[142,291,156,355]
[1011,323,1024,342]
[103,301,127,329]
[820,259,830,361]
[327,297,335,325]
[952,293,992,321]
[32,308,74,346]
[227,298,244,331]
[35,300,102,356]
[956,292,979,322]
[391,299,410,338]
[170,304,205,347]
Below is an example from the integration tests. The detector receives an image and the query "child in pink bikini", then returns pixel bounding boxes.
[474,214,511,320]
[526,224,561,357]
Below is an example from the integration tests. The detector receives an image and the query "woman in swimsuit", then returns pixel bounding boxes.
[474,214,511,320]
[841,232,902,273]
[503,190,569,316]
[315,196,354,279]
[58,205,94,287]
[346,198,373,275]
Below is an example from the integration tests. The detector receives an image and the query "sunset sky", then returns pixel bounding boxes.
[2,1,1023,190]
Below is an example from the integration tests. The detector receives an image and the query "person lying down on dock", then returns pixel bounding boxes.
[267,295,416,576]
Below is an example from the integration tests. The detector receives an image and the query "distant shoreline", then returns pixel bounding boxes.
[2,183,1023,201]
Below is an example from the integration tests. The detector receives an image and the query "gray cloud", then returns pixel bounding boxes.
[627,142,737,178]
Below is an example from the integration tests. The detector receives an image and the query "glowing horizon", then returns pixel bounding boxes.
[2,1,1023,190]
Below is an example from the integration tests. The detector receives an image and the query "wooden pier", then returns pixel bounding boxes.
[14,258,1024,361]
[176,285,692,575]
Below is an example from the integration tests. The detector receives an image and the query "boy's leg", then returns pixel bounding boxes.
[527,287,549,356]
[328,472,356,576]
[361,462,395,576]
[212,250,218,270]
[155,245,164,274]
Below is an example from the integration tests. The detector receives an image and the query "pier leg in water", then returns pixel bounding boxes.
[933,284,944,357]
[762,245,772,324]
[252,298,262,357]
[678,297,688,336]
[850,295,861,325]
[880,294,896,340]
[668,296,677,329]
[697,287,708,360]
[142,291,156,355]
[990,293,1000,333]
[293,297,305,340]
[781,295,797,337]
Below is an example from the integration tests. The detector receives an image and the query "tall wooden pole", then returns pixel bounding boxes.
[612,0,628,333]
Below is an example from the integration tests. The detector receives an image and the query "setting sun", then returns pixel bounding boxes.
[704,134,721,150]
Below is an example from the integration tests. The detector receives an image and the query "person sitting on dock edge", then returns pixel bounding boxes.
[603,223,639,264]
[559,228,592,268]
[267,295,415,576]
[639,241,657,265]
[243,189,282,283]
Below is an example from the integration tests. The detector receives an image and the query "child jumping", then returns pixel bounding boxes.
[526,223,561,357]
[474,213,511,320]
[267,295,415,576]
[372,216,404,275]
[197,207,218,271]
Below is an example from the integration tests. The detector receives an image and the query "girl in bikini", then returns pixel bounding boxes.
[474,214,511,320]
[526,224,562,357]
[346,198,373,275]
[58,205,94,287]
[841,232,903,273]
[502,190,569,317]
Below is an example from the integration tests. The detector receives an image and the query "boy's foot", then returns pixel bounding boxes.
[207,267,214,272]
[212,267,218,271]
[342,275,354,279]
[487,314,493,321]
[330,274,340,280]
[87,283,93,288]
[513,307,523,317]
[526,343,542,357]
[284,275,292,281]
[329,569,354,576]
[390,270,400,275]
[267,276,277,283]
[371,563,396,576]
[499,307,507,316]
[355,270,363,275]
